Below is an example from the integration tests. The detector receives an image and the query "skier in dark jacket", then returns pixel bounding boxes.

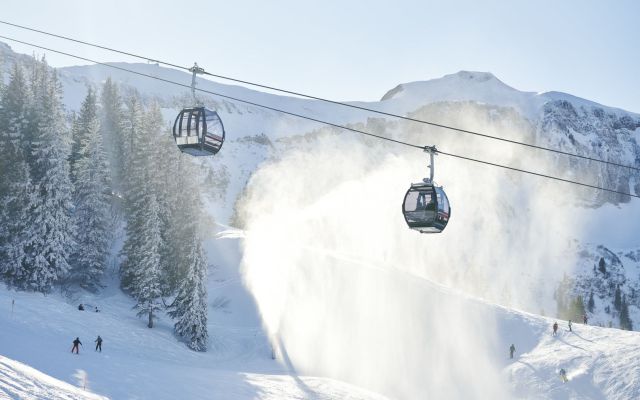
[95,335,103,352]
[559,368,568,382]
[583,314,588,325]
[78,304,84,311]
[568,320,572,332]
[509,344,516,359]
[71,337,82,354]
[552,321,558,336]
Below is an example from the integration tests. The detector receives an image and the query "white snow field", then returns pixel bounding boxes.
[0,235,390,400]
[0,234,640,399]
[0,355,106,400]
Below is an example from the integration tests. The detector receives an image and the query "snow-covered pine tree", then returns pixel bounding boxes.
[619,295,633,331]
[614,285,622,312]
[145,103,178,296]
[573,296,586,319]
[22,59,74,292]
[598,257,606,274]
[119,94,147,291]
[167,157,208,351]
[118,95,164,326]
[168,232,209,350]
[99,78,126,192]
[0,64,35,287]
[69,88,98,183]
[68,90,111,290]
[133,192,163,328]
[587,292,595,313]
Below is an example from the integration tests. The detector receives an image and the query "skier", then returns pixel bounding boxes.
[559,368,568,383]
[78,304,84,311]
[94,306,100,313]
[552,321,558,336]
[71,337,82,354]
[95,335,103,352]
[509,344,516,359]
[583,314,588,325]
[568,320,572,332]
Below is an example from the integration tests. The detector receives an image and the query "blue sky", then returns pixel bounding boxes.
[2,0,639,112]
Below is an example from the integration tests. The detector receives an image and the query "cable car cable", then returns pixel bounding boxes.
[437,150,637,198]
[1,19,638,173]
[1,34,637,199]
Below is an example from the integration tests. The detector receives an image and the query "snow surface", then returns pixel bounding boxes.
[2,238,640,399]
[0,235,390,400]
[0,355,106,400]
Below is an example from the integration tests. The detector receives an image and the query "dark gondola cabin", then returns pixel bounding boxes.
[402,182,451,233]
[173,107,225,156]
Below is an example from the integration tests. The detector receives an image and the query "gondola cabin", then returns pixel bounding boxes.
[173,107,225,156]
[402,181,451,233]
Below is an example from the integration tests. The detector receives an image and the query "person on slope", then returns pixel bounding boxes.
[559,368,568,383]
[78,304,84,311]
[71,337,82,354]
[95,335,103,352]
[568,320,572,332]
[509,344,516,359]
[583,314,588,325]
[552,321,558,336]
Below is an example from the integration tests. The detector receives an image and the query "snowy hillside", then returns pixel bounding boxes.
[3,243,640,399]
[0,355,106,400]
[0,235,391,400]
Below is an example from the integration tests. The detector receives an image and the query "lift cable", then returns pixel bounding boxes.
[0,34,637,199]
[1,19,638,173]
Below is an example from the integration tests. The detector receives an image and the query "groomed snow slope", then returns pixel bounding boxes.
[0,355,106,400]
[0,234,391,400]
[1,236,639,399]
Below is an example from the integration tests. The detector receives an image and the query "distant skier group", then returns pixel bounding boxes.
[71,335,103,354]
[71,304,104,355]
[552,314,588,337]
[78,303,100,312]
[509,313,592,384]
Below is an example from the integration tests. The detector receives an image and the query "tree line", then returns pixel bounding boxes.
[0,56,209,351]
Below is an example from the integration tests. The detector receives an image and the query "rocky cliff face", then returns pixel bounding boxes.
[537,100,640,205]
[557,243,640,330]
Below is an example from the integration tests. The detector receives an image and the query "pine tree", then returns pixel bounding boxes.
[0,64,35,287]
[118,96,164,326]
[145,103,178,295]
[167,224,208,350]
[167,157,208,351]
[119,94,148,290]
[614,285,622,311]
[69,88,98,182]
[68,90,111,290]
[133,193,163,328]
[587,292,595,313]
[573,296,586,320]
[598,257,606,274]
[99,78,126,192]
[22,60,74,292]
[619,296,633,331]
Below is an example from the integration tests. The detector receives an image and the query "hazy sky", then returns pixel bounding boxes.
[1,0,639,112]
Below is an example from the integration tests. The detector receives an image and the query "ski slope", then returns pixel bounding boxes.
[1,235,639,399]
[0,236,390,400]
[0,355,106,400]
[506,318,640,399]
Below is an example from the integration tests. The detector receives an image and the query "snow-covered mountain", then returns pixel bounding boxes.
[1,41,640,399]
